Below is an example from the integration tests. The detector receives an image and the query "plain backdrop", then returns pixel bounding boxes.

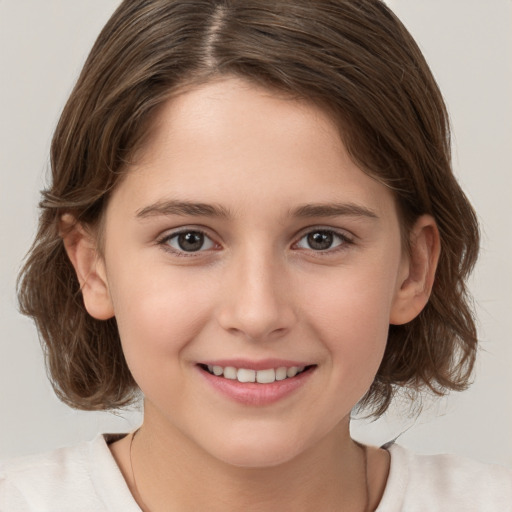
[1,1,511,468]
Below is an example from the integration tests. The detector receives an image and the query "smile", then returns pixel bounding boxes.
[202,365,309,384]
[198,362,316,405]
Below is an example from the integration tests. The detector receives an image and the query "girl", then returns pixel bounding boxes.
[2,0,511,510]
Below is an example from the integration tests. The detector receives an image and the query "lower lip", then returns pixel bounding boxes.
[198,366,315,406]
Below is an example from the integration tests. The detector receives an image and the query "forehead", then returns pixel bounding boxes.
[109,77,398,223]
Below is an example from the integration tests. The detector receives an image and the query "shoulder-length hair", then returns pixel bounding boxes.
[18,0,479,415]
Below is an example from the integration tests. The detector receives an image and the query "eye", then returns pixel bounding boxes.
[295,229,351,251]
[163,230,216,253]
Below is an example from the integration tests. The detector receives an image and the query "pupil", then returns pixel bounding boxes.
[178,232,204,252]
[308,231,333,250]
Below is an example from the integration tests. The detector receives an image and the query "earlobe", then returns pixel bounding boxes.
[390,215,440,325]
[60,214,114,320]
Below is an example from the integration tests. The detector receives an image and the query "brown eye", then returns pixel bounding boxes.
[307,231,334,250]
[167,231,215,252]
[296,230,349,251]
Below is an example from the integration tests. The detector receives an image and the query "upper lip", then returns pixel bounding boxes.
[198,359,314,371]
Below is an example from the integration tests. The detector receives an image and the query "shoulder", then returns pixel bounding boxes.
[0,439,96,511]
[377,443,512,512]
[0,434,139,512]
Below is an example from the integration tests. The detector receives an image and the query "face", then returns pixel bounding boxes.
[97,78,411,467]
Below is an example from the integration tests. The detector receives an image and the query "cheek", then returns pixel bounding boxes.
[107,264,216,377]
[302,265,398,375]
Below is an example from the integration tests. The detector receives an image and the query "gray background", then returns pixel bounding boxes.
[1,1,511,467]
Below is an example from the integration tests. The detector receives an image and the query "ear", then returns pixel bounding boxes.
[390,215,440,325]
[60,213,114,320]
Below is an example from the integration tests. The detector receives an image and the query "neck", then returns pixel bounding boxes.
[129,408,369,512]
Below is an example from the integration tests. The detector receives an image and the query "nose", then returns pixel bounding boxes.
[216,248,297,341]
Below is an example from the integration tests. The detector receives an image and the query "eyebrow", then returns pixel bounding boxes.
[136,199,378,221]
[291,203,379,219]
[136,200,231,219]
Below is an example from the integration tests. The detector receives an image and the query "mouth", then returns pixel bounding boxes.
[198,364,315,384]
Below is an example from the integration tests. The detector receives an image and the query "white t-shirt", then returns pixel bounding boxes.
[1,434,511,511]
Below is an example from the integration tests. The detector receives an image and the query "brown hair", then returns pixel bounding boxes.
[18,0,479,415]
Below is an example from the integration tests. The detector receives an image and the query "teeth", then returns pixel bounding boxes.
[256,368,275,384]
[287,367,298,378]
[204,364,308,383]
[287,366,305,377]
[223,366,237,380]
[237,368,256,383]
[275,367,288,381]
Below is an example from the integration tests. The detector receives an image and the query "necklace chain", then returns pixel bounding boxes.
[357,440,370,512]
[130,428,150,512]
[129,428,370,511]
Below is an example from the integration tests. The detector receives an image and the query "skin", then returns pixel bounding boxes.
[63,77,439,511]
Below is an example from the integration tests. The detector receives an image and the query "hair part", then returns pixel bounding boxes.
[18,0,479,415]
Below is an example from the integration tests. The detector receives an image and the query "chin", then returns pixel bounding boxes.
[217,446,300,469]
[202,429,314,469]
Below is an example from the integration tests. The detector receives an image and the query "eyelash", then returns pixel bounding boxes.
[157,227,354,257]
[293,228,354,255]
[157,229,219,257]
